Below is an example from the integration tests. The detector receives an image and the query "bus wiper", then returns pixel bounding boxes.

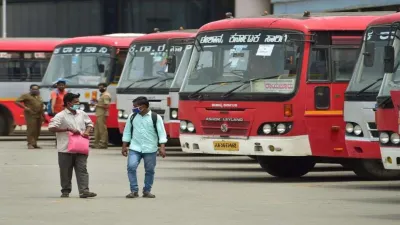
[122,77,159,93]
[355,78,383,96]
[221,75,280,98]
[188,80,243,99]
[376,96,392,108]
[145,77,174,91]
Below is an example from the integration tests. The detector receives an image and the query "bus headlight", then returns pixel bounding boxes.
[380,132,389,144]
[171,110,178,119]
[118,110,123,118]
[90,106,96,112]
[391,133,400,144]
[276,123,286,134]
[262,124,272,134]
[353,125,362,136]
[123,113,129,119]
[180,121,187,130]
[187,122,195,132]
[79,104,85,110]
[345,123,354,133]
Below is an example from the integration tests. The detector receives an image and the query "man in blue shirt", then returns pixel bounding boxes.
[121,96,167,198]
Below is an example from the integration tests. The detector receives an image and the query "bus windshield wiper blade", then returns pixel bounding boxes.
[188,80,243,99]
[221,75,280,98]
[122,77,159,93]
[145,77,174,91]
[355,78,383,96]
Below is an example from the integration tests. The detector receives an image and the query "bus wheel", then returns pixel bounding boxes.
[352,159,400,180]
[0,106,13,136]
[257,156,315,178]
[108,128,122,146]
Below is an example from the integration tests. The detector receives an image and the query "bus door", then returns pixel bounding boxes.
[304,45,359,157]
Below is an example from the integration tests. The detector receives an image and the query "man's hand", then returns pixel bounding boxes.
[24,106,33,113]
[81,132,90,139]
[68,128,81,135]
[122,146,128,157]
[159,145,166,158]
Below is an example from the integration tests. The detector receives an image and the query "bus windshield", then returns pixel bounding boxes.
[347,26,391,93]
[118,42,185,90]
[379,42,400,97]
[170,45,193,90]
[181,30,303,95]
[41,45,113,86]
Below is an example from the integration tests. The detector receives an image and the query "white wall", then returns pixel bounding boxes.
[235,0,271,18]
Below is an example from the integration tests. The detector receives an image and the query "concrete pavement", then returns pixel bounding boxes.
[0,140,399,225]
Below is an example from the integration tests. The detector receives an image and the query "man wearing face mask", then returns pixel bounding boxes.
[92,83,111,149]
[48,93,96,198]
[15,84,45,149]
[122,96,167,199]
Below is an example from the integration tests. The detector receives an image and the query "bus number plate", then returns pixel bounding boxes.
[213,141,239,151]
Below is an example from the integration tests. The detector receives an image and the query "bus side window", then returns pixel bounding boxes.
[332,48,358,82]
[308,48,329,81]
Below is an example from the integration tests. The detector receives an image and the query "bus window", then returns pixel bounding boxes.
[332,48,358,81]
[112,50,127,83]
[0,52,51,82]
[309,48,329,81]
[188,50,213,85]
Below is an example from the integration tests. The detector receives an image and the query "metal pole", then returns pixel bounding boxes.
[2,0,6,38]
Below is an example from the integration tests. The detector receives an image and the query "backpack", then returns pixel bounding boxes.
[47,89,67,116]
[129,111,159,141]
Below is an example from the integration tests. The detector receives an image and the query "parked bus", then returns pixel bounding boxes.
[0,38,64,136]
[40,34,143,145]
[178,12,389,178]
[344,13,400,179]
[165,34,197,140]
[116,29,197,140]
[375,13,400,170]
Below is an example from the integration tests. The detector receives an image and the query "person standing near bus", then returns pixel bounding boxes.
[15,84,45,149]
[50,79,68,115]
[93,83,111,149]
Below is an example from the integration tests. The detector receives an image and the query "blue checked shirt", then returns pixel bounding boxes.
[122,110,168,153]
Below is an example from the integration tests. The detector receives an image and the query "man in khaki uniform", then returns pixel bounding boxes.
[93,83,111,149]
[15,84,45,149]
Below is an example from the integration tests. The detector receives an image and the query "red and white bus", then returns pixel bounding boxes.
[375,13,400,170]
[165,34,197,140]
[40,34,143,145]
[0,38,64,136]
[178,12,387,178]
[344,13,400,179]
[116,30,197,140]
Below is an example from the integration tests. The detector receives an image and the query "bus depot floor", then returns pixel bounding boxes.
[0,140,399,225]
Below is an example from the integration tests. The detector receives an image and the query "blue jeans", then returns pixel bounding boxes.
[127,150,157,193]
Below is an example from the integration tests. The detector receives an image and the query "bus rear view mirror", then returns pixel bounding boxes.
[167,55,176,73]
[384,45,395,73]
[98,64,105,73]
[284,50,297,71]
[363,42,375,67]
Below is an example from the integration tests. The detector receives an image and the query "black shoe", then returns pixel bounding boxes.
[142,192,156,198]
[60,193,69,198]
[80,192,97,198]
[126,192,139,198]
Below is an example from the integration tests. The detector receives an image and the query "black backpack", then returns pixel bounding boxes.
[129,111,159,140]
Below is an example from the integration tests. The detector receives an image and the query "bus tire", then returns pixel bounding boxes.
[257,156,315,178]
[352,159,400,180]
[108,128,122,146]
[0,105,14,136]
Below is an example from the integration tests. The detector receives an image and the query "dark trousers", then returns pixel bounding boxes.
[58,152,89,194]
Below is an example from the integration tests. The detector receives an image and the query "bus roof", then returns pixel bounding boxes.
[57,35,139,48]
[368,12,400,26]
[198,12,395,34]
[103,33,145,37]
[131,30,198,43]
[0,38,65,51]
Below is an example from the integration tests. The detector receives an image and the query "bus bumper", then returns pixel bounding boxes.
[179,134,312,156]
[345,137,380,159]
[168,122,180,139]
[380,147,400,170]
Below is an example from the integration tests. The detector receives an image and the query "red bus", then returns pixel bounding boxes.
[116,29,197,140]
[0,38,64,136]
[375,13,400,171]
[40,34,143,145]
[178,12,387,178]
[344,13,400,179]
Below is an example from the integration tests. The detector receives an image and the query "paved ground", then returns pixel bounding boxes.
[0,140,400,225]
